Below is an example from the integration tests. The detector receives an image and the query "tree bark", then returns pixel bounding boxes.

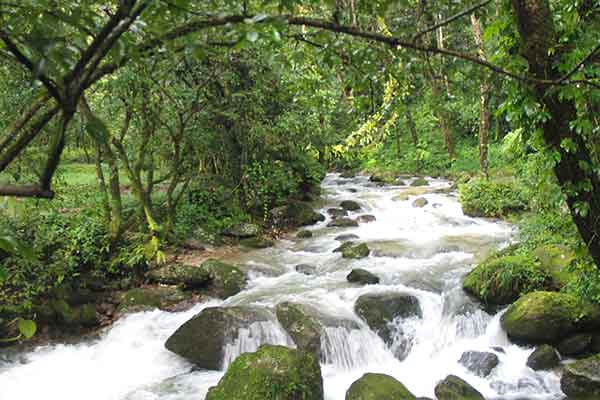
[511,0,600,268]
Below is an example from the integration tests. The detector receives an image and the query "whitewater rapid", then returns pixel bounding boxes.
[0,174,564,400]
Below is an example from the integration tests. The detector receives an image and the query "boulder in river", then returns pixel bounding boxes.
[200,259,246,299]
[526,345,560,370]
[295,264,317,275]
[147,264,211,289]
[354,293,421,357]
[335,233,359,242]
[560,353,600,399]
[327,208,349,219]
[410,178,429,187]
[276,302,323,357]
[500,291,600,345]
[463,254,553,306]
[557,333,593,357]
[334,241,355,253]
[434,375,484,400]
[327,218,359,228]
[224,222,261,238]
[357,214,376,223]
[342,243,370,259]
[240,237,274,249]
[340,170,356,178]
[412,197,428,208]
[458,351,499,377]
[205,344,323,400]
[297,230,313,238]
[345,373,416,400]
[347,269,380,285]
[369,171,398,185]
[271,202,324,227]
[115,287,191,313]
[340,200,361,211]
[165,306,272,370]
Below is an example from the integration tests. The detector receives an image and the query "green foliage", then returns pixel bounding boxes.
[459,177,527,218]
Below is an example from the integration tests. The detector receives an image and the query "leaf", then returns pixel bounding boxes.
[17,319,36,339]
[0,266,7,282]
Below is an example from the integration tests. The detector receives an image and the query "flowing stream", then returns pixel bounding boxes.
[0,174,565,400]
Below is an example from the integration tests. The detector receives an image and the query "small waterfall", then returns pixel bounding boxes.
[320,327,397,370]
[221,321,294,369]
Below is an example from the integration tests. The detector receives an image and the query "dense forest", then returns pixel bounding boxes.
[1,1,599,399]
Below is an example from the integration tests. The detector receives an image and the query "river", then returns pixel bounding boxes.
[0,174,564,400]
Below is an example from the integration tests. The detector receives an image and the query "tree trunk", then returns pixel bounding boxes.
[405,107,419,147]
[470,14,491,177]
[511,0,600,268]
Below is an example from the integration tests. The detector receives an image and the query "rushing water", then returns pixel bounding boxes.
[0,174,565,400]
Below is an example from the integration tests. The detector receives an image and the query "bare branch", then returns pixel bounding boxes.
[0,184,54,198]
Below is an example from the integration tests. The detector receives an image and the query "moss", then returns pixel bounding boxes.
[463,254,552,305]
[458,177,526,218]
[561,353,600,399]
[410,177,429,187]
[342,243,370,259]
[297,230,313,238]
[434,375,484,400]
[200,259,246,299]
[276,302,322,357]
[345,373,415,400]
[205,345,323,400]
[147,264,212,288]
[533,245,578,288]
[500,291,600,344]
[240,237,275,249]
[369,171,397,185]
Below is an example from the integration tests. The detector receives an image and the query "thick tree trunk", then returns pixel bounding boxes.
[511,0,600,268]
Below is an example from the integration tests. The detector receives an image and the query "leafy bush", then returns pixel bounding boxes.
[459,177,527,217]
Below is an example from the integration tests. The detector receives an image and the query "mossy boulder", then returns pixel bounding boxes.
[434,375,484,400]
[205,344,323,400]
[340,170,357,178]
[410,178,429,187]
[47,300,99,327]
[347,269,380,285]
[335,233,359,242]
[463,254,552,306]
[327,208,349,219]
[412,197,428,208]
[342,243,370,259]
[458,351,499,377]
[147,264,211,289]
[355,293,421,354]
[116,287,189,313]
[240,237,275,249]
[200,259,246,299]
[327,218,359,228]
[369,171,398,185]
[500,291,600,344]
[271,202,323,227]
[534,244,578,288]
[224,222,261,238]
[561,353,600,399]
[526,345,560,370]
[557,333,593,357]
[165,306,272,370]
[276,302,323,357]
[340,200,361,211]
[345,373,415,400]
[297,230,313,238]
[334,241,356,253]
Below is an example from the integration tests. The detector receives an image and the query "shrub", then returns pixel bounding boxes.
[459,177,527,217]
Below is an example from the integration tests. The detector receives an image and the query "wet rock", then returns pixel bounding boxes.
[369,171,398,185]
[276,302,323,357]
[205,345,323,400]
[557,333,593,357]
[526,345,560,370]
[327,218,358,228]
[463,254,553,306]
[500,291,600,345]
[147,264,211,289]
[354,293,421,349]
[333,241,355,253]
[45,300,99,328]
[340,170,356,178]
[224,222,261,238]
[240,237,274,249]
[345,373,416,400]
[357,214,376,223]
[591,332,600,353]
[434,375,484,400]
[347,188,358,193]
[116,287,191,313]
[369,240,411,258]
[412,197,428,208]
[327,208,349,219]
[342,243,370,259]
[335,233,359,242]
[200,259,246,299]
[295,264,317,275]
[271,202,323,227]
[410,178,429,187]
[297,230,313,238]
[397,179,407,186]
[165,306,272,370]
[458,351,499,377]
[561,353,600,399]
[347,269,380,285]
[340,200,361,211]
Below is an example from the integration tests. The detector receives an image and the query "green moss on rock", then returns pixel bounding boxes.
[500,291,600,344]
[434,375,484,400]
[345,373,415,400]
[342,243,370,259]
[205,345,323,400]
[463,254,552,305]
[200,259,246,299]
[240,237,275,249]
[561,353,600,399]
[276,302,323,357]
[410,178,429,187]
[147,264,211,289]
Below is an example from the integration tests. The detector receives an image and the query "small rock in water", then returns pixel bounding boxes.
[397,179,407,186]
[412,197,428,208]
[340,200,361,211]
[410,177,429,187]
[341,243,370,259]
[296,230,313,238]
[347,188,358,193]
[333,241,355,253]
[295,264,317,275]
[434,375,485,400]
[490,346,505,354]
[327,218,358,228]
[347,269,380,285]
[326,208,348,219]
[335,233,359,242]
[526,345,560,370]
[345,373,415,400]
[458,351,499,377]
[357,214,376,223]
[557,333,593,357]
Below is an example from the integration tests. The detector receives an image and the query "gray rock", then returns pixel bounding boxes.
[295,264,317,275]
[526,345,560,370]
[335,233,359,242]
[340,200,361,211]
[327,218,359,228]
[412,197,428,208]
[147,264,211,289]
[357,214,376,223]
[347,269,380,285]
[561,354,600,399]
[557,333,593,357]
[327,208,349,219]
[224,222,261,238]
[458,351,499,377]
